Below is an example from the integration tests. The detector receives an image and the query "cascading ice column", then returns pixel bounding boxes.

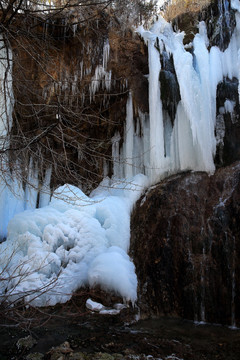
[148,36,166,182]
[171,23,216,173]
[138,25,167,183]
[123,93,134,178]
[0,41,25,240]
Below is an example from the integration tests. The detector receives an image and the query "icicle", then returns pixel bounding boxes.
[147,34,165,182]
[103,159,109,177]
[72,73,78,95]
[139,110,150,176]
[24,159,39,210]
[132,116,144,175]
[124,93,134,178]
[80,61,83,80]
[0,44,13,145]
[39,167,52,208]
[105,70,112,92]
[113,92,153,180]
[0,174,24,240]
[72,23,77,37]
[170,102,197,171]
[0,41,25,239]
[111,132,121,179]
[103,40,110,70]
[90,65,112,101]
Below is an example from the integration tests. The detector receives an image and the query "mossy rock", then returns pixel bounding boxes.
[16,335,37,351]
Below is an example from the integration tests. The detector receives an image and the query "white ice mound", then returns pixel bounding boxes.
[0,175,148,307]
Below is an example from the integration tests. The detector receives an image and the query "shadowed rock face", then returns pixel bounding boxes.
[9,13,148,192]
[215,78,240,168]
[130,162,240,326]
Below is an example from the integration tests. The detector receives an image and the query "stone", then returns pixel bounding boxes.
[130,162,240,326]
[16,335,37,351]
[47,341,73,360]
[69,353,86,360]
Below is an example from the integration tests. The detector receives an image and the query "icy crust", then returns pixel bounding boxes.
[0,175,148,307]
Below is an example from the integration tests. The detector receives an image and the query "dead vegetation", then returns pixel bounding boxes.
[163,0,213,21]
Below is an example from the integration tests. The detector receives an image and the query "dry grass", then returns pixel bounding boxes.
[163,0,213,21]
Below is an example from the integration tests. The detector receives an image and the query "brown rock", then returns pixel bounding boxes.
[9,12,148,193]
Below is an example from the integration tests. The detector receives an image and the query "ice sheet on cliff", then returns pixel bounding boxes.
[0,175,148,307]
[135,5,240,183]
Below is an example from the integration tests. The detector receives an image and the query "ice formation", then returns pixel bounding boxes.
[109,1,240,185]
[1,1,240,306]
[85,298,126,315]
[0,175,148,306]
[0,42,24,239]
[89,40,111,102]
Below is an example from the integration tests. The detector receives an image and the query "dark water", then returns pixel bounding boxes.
[1,315,240,359]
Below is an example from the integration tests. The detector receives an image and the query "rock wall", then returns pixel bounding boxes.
[7,0,240,193]
[8,10,148,192]
[128,0,240,326]
[130,162,240,326]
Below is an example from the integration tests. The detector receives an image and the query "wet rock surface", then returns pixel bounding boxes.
[215,77,240,167]
[131,162,240,326]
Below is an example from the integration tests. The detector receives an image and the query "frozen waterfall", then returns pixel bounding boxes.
[114,12,240,183]
[1,1,240,306]
[110,2,240,184]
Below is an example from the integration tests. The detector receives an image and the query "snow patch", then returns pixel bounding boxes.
[86,298,105,312]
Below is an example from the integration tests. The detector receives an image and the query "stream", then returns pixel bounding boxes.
[1,312,240,360]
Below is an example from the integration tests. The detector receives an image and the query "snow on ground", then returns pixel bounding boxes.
[85,298,125,315]
[86,298,105,311]
[0,174,148,307]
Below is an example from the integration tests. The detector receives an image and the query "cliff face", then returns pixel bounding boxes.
[9,11,148,192]
[131,162,240,326]
[8,0,240,191]
[129,1,240,326]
